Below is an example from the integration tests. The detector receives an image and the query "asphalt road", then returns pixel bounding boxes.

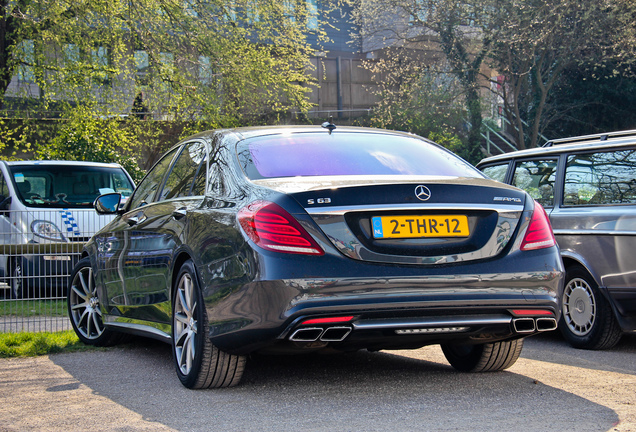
[1,332,635,432]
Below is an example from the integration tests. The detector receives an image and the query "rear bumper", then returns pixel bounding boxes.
[207,264,563,354]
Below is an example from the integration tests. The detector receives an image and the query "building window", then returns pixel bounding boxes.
[17,40,35,83]
[199,55,213,85]
[306,0,318,30]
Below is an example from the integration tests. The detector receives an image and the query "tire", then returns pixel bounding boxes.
[172,260,246,389]
[9,257,25,299]
[67,257,121,346]
[559,265,622,350]
[441,339,524,372]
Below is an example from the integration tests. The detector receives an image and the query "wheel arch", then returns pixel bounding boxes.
[560,253,618,311]
[172,251,195,295]
[561,252,602,288]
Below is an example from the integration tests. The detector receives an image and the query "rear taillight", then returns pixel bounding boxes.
[520,201,556,251]
[237,200,324,255]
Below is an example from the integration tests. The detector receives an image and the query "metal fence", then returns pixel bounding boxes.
[1,209,112,333]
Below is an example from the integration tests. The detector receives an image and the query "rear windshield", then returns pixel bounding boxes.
[9,165,134,208]
[237,132,483,180]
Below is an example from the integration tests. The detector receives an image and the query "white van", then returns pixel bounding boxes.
[0,160,135,298]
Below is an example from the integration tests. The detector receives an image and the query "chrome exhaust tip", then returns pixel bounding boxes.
[289,327,323,342]
[512,317,536,333]
[536,317,558,331]
[319,326,352,342]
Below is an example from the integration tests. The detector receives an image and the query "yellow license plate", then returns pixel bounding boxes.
[371,215,469,239]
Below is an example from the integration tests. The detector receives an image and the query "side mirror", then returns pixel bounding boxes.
[94,193,122,215]
[0,195,11,210]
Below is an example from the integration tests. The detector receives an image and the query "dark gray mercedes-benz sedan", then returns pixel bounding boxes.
[68,125,563,388]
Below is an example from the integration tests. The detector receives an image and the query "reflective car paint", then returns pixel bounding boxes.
[73,126,564,386]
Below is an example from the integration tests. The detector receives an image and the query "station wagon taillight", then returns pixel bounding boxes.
[238,201,324,255]
[520,202,556,251]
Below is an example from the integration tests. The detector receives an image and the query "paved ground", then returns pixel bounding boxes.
[1,332,635,432]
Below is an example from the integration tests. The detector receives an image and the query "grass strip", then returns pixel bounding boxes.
[0,330,101,357]
[0,300,67,317]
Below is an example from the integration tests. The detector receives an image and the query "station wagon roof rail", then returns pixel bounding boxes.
[543,129,636,147]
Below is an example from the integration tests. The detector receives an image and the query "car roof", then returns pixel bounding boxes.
[478,129,636,167]
[184,125,423,143]
[1,160,125,168]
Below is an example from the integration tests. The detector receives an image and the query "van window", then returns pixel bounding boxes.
[512,159,558,207]
[8,165,134,209]
[564,150,636,206]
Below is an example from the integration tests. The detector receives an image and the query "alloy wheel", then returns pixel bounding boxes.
[68,265,105,340]
[173,272,198,376]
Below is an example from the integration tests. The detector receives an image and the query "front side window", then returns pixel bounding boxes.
[237,132,484,180]
[128,147,179,210]
[512,159,558,208]
[564,149,636,206]
[8,165,134,209]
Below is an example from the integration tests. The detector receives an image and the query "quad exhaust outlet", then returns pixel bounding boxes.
[512,317,557,333]
[289,326,352,343]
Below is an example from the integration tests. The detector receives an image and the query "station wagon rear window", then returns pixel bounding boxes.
[237,132,484,180]
[564,150,636,206]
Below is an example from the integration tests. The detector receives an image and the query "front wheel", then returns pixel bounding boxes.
[560,265,622,350]
[67,257,120,346]
[172,260,245,389]
[441,339,524,372]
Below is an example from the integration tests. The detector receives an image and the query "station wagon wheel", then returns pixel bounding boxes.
[560,265,622,350]
[172,260,245,389]
[441,339,524,372]
[67,257,120,346]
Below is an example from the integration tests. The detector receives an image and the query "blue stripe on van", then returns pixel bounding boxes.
[59,210,81,237]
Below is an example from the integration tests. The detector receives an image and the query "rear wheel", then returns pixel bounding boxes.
[560,265,622,350]
[441,339,524,372]
[68,257,120,346]
[172,260,245,389]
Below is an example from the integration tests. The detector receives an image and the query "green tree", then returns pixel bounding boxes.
[2,0,320,165]
[488,0,636,148]
[37,105,145,181]
[348,0,499,163]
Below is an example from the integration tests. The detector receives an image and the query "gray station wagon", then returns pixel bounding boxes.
[477,130,636,349]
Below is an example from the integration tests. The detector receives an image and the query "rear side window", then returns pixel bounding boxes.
[237,132,484,180]
[512,159,558,208]
[481,164,509,182]
[564,150,636,206]
[159,141,207,200]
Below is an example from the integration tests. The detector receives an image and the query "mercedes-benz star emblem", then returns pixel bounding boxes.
[415,185,431,201]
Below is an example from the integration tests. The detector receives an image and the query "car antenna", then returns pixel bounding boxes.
[321,116,336,135]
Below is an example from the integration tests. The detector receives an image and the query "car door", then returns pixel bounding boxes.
[104,141,209,324]
[98,146,182,319]
[549,148,636,293]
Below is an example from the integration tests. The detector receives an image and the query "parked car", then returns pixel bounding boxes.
[477,129,636,350]
[0,160,135,298]
[68,125,563,388]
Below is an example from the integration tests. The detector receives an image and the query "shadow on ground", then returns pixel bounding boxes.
[49,335,621,432]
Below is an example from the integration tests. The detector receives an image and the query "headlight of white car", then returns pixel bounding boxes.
[31,220,65,241]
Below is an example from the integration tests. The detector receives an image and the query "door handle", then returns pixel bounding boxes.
[126,212,146,226]
[172,208,187,220]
